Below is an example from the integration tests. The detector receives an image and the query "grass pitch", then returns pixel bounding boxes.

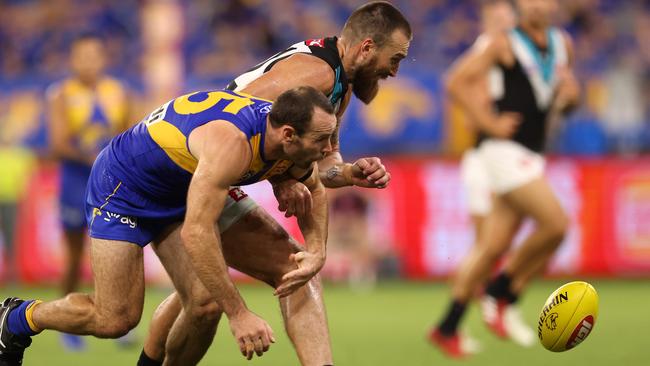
[1,279,647,365]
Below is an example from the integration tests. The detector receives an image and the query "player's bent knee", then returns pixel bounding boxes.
[187,300,222,324]
[545,213,569,244]
[95,318,137,339]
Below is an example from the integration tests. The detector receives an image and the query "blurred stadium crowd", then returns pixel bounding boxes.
[2,0,650,155]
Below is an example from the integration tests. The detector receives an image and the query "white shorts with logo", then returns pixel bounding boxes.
[218,187,259,233]
[460,149,492,216]
[476,139,545,194]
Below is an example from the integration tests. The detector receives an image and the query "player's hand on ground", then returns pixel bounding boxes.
[274,251,325,298]
[272,178,313,218]
[349,157,391,189]
[490,112,521,138]
[229,310,276,360]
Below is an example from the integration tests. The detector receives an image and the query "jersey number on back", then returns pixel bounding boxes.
[173,91,254,115]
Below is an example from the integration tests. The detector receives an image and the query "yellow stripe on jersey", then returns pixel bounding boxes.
[248,133,265,173]
[147,121,198,173]
[259,160,293,181]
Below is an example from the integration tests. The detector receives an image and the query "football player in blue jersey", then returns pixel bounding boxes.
[0,87,337,366]
[139,2,412,365]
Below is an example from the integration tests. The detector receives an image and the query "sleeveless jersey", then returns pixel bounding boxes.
[103,89,292,207]
[226,37,349,112]
[482,27,568,152]
[53,76,129,155]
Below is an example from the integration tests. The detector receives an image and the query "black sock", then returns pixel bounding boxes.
[486,272,518,304]
[137,349,163,366]
[437,300,467,336]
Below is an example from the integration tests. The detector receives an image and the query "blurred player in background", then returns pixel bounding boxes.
[46,33,133,351]
[137,2,412,365]
[430,0,580,358]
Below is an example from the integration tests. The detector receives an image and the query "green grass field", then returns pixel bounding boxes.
[2,279,648,365]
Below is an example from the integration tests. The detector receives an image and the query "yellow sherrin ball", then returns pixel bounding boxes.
[537,281,598,352]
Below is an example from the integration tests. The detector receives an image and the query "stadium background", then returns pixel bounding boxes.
[0,0,649,365]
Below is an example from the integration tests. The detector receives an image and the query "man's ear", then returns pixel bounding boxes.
[281,125,296,143]
[359,38,376,58]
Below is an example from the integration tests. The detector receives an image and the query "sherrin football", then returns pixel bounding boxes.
[537,281,598,352]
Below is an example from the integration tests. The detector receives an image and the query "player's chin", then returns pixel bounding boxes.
[353,80,380,104]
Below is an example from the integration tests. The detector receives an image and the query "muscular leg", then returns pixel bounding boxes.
[141,293,181,362]
[61,230,85,295]
[221,207,332,366]
[143,207,332,366]
[151,223,221,366]
[500,178,568,291]
[452,198,522,302]
[31,238,144,337]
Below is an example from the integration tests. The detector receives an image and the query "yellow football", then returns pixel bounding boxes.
[537,281,598,352]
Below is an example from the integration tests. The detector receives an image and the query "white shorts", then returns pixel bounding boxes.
[218,187,258,233]
[476,139,545,194]
[460,149,492,216]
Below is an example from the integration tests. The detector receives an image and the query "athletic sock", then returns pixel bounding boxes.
[137,349,163,366]
[486,272,518,304]
[437,300,467,336]
[7,300,42,337]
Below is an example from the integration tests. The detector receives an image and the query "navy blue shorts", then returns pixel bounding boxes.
[85,151,185,247]
[60,161,92,231]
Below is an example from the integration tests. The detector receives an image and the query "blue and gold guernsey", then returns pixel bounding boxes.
[86,89,292,246]
[54,76,129,230]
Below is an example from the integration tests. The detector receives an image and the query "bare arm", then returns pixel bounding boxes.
[47,85,94,165]
[274,164,330,297]
[183,121,275,359]
[547,31,581,143]
[181,121,251,315]
[240,53,335,101]
[446,33,519,138]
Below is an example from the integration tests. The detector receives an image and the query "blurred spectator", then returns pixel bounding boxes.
[324,190,379,289]
[2,0,650,157]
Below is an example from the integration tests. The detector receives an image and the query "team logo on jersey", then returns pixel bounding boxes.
[305,38,324,48]
[228,188,248,202]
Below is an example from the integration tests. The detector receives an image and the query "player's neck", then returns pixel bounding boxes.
[263,117,283,161]
[75,76,100,89]
[519,21,549,47]
[336,36,355,80]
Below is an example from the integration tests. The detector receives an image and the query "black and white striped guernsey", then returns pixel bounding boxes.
[226,37,349,113]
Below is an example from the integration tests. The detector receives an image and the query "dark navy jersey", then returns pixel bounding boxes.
[479,27,568,152]
[227,37,348,113]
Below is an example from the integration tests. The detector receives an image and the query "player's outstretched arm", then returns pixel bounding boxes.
[184,121,275,360]
[274,164,329,297]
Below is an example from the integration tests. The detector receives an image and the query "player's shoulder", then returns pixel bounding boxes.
[472,31,510,56]
[280,52,333,73]
[197,118,250,153]
[45,78,71,100]
[553,27,574,49]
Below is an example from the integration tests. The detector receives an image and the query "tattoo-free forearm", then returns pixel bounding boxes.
[297,183,328,260]
[181,227,246,317]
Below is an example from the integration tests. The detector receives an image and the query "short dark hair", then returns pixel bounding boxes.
[269,86,335,136]
[341,1,412,47]
[71,32,104,47]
